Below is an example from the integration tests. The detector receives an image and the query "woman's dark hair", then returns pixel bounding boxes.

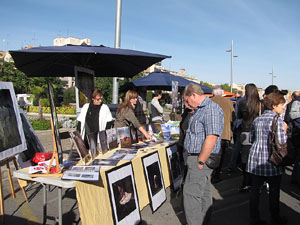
[154,89,162,97]
[264,93,285,110]
[245,83,260,123]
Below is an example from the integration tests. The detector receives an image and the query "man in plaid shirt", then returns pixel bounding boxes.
[183,84,224,225]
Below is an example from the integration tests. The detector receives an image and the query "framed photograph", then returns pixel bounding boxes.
[70,131,89,159]
[16,109,45,168]
[106,162,141,225]
[117,127,132,148]
[130,126,138,144]
[0,82,27,161]
[75,66,95,100]
[106,128,118,150]
[142,151,166,212]
[166,144,183,192]
[48,81,63,163]
[87,131,99,157]
[99,130,108,154]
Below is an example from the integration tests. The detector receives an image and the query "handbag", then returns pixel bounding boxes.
[205,153,221,169]
[268,115,288,167]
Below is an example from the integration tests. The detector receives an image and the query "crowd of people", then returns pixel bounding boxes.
[75,83,299,225]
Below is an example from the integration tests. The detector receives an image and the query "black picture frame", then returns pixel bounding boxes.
[48,80,63,163]
[106,162,141,225]
[166,144,183,192]
[141,151,166,212]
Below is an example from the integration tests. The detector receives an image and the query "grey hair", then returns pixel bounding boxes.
[212,86,224,96]
[184,83,204,96]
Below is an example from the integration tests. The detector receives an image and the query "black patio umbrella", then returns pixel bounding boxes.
[121,71,212,94]
[9,45,171,78]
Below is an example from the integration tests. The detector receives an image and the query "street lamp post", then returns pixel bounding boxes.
[112,0,122,104]
[226,40,238,93]
[268,67,276,85]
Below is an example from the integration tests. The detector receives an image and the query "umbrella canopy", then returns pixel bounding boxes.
[9,45,171,78]
[126,71,212,94]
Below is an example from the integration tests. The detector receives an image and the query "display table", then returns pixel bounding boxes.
[76,141,176,225]
[13,168,76,225]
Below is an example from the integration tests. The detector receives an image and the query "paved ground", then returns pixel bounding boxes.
[1,128,300,225]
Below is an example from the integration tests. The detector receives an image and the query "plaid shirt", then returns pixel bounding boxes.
[246,110,287,176]
[184,97,224,154]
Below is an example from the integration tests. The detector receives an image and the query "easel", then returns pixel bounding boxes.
[29,117,62,178]
[0,157,28,223]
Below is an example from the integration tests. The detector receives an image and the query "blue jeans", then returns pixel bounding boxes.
[228,128,241,169]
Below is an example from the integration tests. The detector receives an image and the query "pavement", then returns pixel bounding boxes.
[1,128,300,225]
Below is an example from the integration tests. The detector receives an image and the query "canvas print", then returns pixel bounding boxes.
[75,66,95,101]
[106,128,118,150]
[0,82,26,161]
[166,144,183,192]
[142,151,166,212]
[106,162,140,225]
[99,130,108,154]
[117,127,132,148]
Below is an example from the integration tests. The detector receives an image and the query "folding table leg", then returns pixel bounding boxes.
[58,187,63,225]
[43,184,47,224]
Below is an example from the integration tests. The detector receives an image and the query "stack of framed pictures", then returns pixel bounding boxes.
[166,144,183,192]
[141,151,166,212]
[106,162,141,225]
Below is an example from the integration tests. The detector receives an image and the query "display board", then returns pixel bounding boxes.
[106,162,141,225]
[0,82,27,161]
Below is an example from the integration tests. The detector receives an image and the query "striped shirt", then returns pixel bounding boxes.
[246,110,287,176]
[184,97,224,154]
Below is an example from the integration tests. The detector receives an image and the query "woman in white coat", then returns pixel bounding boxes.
[77,90,113,149]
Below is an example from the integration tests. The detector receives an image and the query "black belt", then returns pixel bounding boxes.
[187,153,199,156]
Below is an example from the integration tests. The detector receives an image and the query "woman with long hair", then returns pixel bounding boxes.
[247,93,287,225]
[238,83,262,191]
[114,90,152,140]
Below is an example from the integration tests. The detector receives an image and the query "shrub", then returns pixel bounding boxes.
[29,119,63,130]
[30,119,51,130]
[28,105,76,115]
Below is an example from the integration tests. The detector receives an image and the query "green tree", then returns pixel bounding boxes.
[0,61,31,93]
[0,62,65,119]
[199,81,213,89]
[220,83,231,92]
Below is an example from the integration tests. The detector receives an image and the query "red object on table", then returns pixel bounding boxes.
[32,152,53,164]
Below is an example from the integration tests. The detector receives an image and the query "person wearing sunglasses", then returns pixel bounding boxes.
[77,90,113,149]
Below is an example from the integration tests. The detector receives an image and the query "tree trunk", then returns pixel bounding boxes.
[38,97,43,119]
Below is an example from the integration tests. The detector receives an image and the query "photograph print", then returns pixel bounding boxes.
[117,127,132,148]
[0,82,26,161]
[166,144,183,192]
[106,128,118,150]
[106,162,140,225]
[142,151,166,212]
